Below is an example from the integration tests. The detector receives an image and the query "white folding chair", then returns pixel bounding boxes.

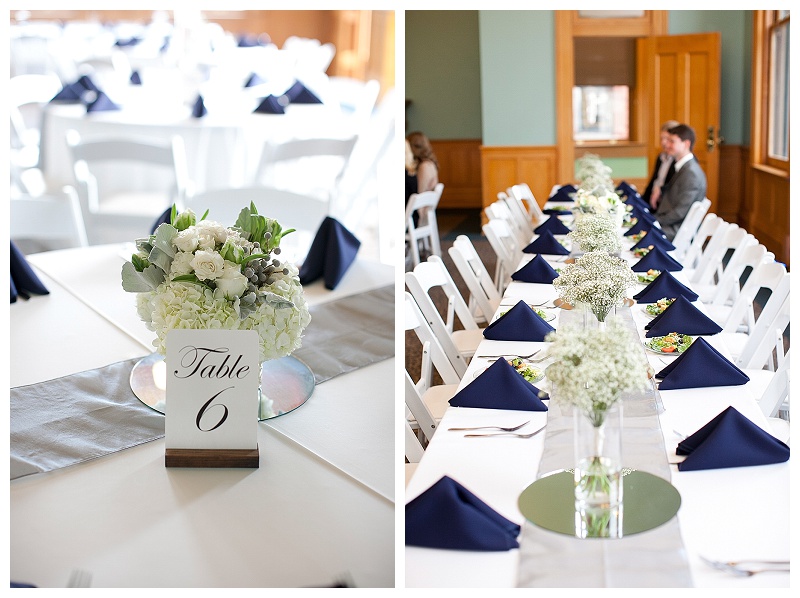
[405,417,425,489]
[253,136,359,203]
[733,273,791,370]
[448,235,503,324]
[405,183,444,268]
[184,186,329,264]
[66,130,190,244]
[690,227,755,289]
[9,73,62,168]
[744,350,790,443]
[500,190,535,237]
[671,197,711,261]
[680,213,722,272]
[702,243,774,306]
[11,185,89,251]
[404,291,461,432]
[481,217,520,294]
[509,183,544,224]
[405,256,483,375]
[485,200,529,249]
[683,220,736,283]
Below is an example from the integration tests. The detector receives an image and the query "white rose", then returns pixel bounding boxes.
[169,251,195,278]
[196,220,229,244]
[214,261,249,299]
[191,250,225,280]
[173,228,200,253]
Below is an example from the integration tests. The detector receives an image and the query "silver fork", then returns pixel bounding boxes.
[488,352,550,364]
[448,421,529,432]
[476,349,541,360]
[465,425,546,439]
[700,556,789,577]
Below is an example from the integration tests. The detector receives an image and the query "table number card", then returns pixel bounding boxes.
[165,329,260,468]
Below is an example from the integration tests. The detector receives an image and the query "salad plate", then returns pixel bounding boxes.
[643,333,693,355]
[637,269,661,284]
[474,358,545,384]
[642,298,675,317]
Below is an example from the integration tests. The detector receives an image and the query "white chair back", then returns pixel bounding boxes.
[481,217,520,294]
[405,183,444,268]
[671,197,711,260]
[404,414,426,463]
[681,213,722,271]
[691,226,754,285]
[500,190,535,236]
[735,273,791,370]
[448,235,502,324]
[509,183,544,224]
[722,261,787,335]
[757,350,790,419]
[11,186,89,250]
[706,243,774,306]
[405,371,439,446]
[485,200,529,248]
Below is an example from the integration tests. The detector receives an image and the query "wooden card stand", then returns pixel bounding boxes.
[165,445,260,468]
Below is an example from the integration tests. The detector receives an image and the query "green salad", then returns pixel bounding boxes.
[645,297,675,316]
[508,358,543,383]
[645,333,693,354]
[637,269,661,284]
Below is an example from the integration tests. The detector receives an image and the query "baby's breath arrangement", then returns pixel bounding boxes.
[122,203,311,362]
[553,251,636,321]
[544,320,650,425]
[568,213,622,254]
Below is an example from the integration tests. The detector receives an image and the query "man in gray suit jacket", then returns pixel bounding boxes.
[654,124,707,241]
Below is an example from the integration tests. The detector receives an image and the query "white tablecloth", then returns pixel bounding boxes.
[405,227,789,588]
[10,245,395,588]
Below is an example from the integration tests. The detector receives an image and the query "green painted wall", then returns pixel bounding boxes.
[406,10,753,147]
[404,11,482,139]
[478,11,556,146]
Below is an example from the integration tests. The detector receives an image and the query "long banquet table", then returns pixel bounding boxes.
[10,244,395,588]
[405,215,789,588]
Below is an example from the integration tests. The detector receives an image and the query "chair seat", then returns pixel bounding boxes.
[405,462,418,487]
[716,331,748,359]
[742,368,776,405]
[418,383,460,421]
[704,303,734,327]
[452,328,484,359]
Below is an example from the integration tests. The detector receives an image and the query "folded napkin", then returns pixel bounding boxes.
[284,80,322,104]
[631,246,683,272]
[632,229,676,252]
[50,75,98,102]
[616,181,638,199]
[655,337,750,390]
[543,208,572,216]
[406,476,521,551]
[625,193,651,214]
[534,216,571,236]
[634,271,699,303]
[624,219,650,237]
[299,217,360,290]
[129,70,142,85]
[629,204,657,227]
[10,242,49,303]
[115,36,142,47]
[483,300,555,342]
[522,230,570,255]
[449,358,548,411]
[76,75,100,92]
[237,34,267,47]
[86,91,121,113]
[254,95,286,114]
[645,295,722,337]
[676,406,789,471]
[191,94,207,118]
[150,207,172,234]
[511,255,559,283]
[547,187,574,203]
[244,72,265,88]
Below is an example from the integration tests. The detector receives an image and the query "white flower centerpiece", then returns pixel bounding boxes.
[568,213,623,255]
[121,204,312,416]
[552,250,636,323]
[545,320,650,509]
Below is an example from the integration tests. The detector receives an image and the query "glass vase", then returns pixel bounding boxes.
[574,402,623,508]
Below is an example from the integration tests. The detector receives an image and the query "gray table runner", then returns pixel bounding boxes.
[10,285,394,480]
[516,306,693,587]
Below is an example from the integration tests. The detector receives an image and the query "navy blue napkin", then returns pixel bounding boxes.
[150,207,172,234]
[625,193,651,214]
[237,34,268,47]
[129,70,142,85]
[191,94,207,118]
[632,229,676,252]
[523,230,570,255]
[10,581,37,588]
[677,406,789,471]
[534,216,571,236]
[634,271,698,303]
[115,36,142,47]
[616,181,638,199]
[483,300,555,342]
[624,219,650,237]
[449,358,548,411]
[299,217,360,290]
[655,337,750,390]
[511,255,559,283]
[10,242,49,303]
[628,203,657,226]
[560,184,577,194]
[406,476,521,551]
[631,246,683,272]
[244,73,265,88]
[51,75,98,102]
[547,187,574,203]
[254,95,286,114]
[543,208,572,216]
[284,80,322,104]
[645,296,722,337]
[86,91,121,113]
[76,75,99,92]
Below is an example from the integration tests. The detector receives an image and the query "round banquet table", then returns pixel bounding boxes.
[9,244,395,588]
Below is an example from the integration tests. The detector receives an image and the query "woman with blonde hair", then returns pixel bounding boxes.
[406,131,439,195]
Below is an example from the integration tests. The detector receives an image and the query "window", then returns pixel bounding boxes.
[572,86,630,141]
[768,13,790,162]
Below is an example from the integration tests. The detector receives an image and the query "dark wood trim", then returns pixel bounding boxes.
[165,446,260,468]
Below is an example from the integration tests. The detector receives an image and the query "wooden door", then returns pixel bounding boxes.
[639,33,721,207]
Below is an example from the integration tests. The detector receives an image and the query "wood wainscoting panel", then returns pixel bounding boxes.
[480,146,558,213]
[430,139,483,208]
[716,144,747,223]
[748,166,790,268]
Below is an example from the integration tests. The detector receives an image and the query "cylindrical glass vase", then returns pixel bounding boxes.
[574,402,623,508]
